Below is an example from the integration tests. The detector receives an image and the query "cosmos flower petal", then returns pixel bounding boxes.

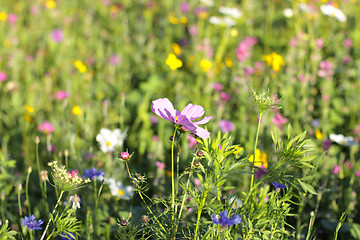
[180,104,205,120]
[151,98,178,122]
[177,115,197,133]
[193,116,214,125]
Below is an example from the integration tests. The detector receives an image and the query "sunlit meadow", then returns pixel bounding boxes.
[0,0,360,239]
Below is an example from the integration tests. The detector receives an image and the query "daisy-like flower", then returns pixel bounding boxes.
[211,210,241,228]
[209,16,236,26]
[105,178,134,200]
[329,134,359,146]
[21,215,43,230]
[219,6,242,19]
[96,128,127,153]
[151,98,213,139]
[320,4,346,22]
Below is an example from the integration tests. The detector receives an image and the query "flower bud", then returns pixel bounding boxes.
[196,151,203,157]
[120,220,127,226]
[194,161,200,167]
[120,152,130,160]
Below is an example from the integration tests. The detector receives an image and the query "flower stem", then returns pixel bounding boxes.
[40,191,64,240]
[170,126,178,222]
[125,162,167,234]
[249,112,263,191]
[194,189,208,240]
[25,168,32,215]
[17,184,22,217]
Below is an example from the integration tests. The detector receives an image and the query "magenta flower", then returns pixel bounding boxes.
[156,161,165,170]
[219,120,234,132]
[236,37,257,62]
[332,164,340,175]
[0,72,7,82]
[212,83,224,91]
[272,113,288,130]
[187,134,198,148]
[151,98,213,139]
[51,29,64,43]
[220,92,231,101]
[180,2,190,13]
[8,14,18,25]
[109,54,122,66]
[318,60,334,78]
[56,91,69,100]
[343,38,353,48]
[38,121,55,134]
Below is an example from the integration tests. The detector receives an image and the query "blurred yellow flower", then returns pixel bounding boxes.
[263,52,284,72]
[25,105,34,113]
[0,12,8,21]
[110,5,120,13]
[248,149,268,168]
[233,146,243,155]
[72,106,82,115]
[315,130,323,140]
[166,53,183,70]
[180,16,188,24]
[168,13,179,24]
[225,58,233,68]
[45,0,56,9]
[3,40,11,47]
[200,59,212,72]
[172,43,181,56]
[198,12,209,19]
[74,60,87,73]
[24,114,33,123]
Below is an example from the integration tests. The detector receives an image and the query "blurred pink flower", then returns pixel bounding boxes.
[0,72,7,82]
[212,82,224,91]
[356,170,360,177]
[109,54,122,66]
[187,134,197,148]
[244,66,254,76]
[180,2,190,13]
[332,164,340,175]
[343,38,353,48]
[156,161,165,170]
[8,14,18,25]
[38,121,55,134]
[220,92,231,101]
[343,55,351,64]
[290,37,297,47]
[56,91,69,100]
[51,29,63,43]
[272,113,288,129]
[316,38,324,48]
[318,60,334,78]
[219,120,234,132]
[188,25,198,36]
[194,177,201,187]
[236,37,257,62]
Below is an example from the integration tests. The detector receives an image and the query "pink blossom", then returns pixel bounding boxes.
[290,37,297,47]
[219,120,234,132]
[298,74,306,83]
[187,134,198,148]
[343,55,351,64]
[51,29,64,43]
[316,38,324,48]
[332,164,340,175]
[236,37,257,62]
[194,178,201,187]
[156,161,165,170]
[220,92,231,101]
[343,38,353,48]
[245,66,254,76]
[212,83,224,91]
[356,170,360,177]
[109,54,122,66]
[318,60,334,78]
[272,113,288,130]
[8,14,18,25]
[188,25,198,36]
[0,72,7,82]
[38,121,55,134]
[67,170,79,178]
[55,91,69,100]
[180,2,190,13]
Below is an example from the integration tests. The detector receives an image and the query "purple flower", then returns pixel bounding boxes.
[255,166,267,179]
[211,210,241,227]
[272,113,288,130]
[220,92,231,101]
[322,138,331,151]
[219,120,234,132]
[51,29,64,43]
[84,168,105,180]
[272,182,286,189]
[151,98,213,139]
[180,2,190,13]
[21,215,43,230]
[311,119,320,128]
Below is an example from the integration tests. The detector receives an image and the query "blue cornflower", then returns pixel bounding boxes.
[83,167,104,180]
[211,210,241,228]
[60,232,76,240]
[21,215,43,230]
[272,181,286,189]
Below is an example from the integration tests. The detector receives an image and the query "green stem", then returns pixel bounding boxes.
[17,184,22,217]
[194,189,208,240]
[40,191,64,240]
[249,112,263,190]
[170,126,178,222]
[125,162,167,234]
[25,168,32,215]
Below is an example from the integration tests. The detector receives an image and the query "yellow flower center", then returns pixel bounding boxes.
[118,189,124,196]
[106,141,111,146]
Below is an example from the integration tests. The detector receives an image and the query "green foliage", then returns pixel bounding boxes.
[0,221,17,240]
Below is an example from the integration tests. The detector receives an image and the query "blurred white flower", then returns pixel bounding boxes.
[96,128,127,153]
[329,134,358,146]
[283,8,294,18]
[219,6,242,19]
[320,4,346,22]
[209,16,236,26]
[200,0,214,6]
[105,178,134,200]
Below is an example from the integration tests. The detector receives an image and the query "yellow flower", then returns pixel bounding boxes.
[233,146,243,155]
[225,58,233,68]
[166,53,183,70]
[172,43,181,56]
[72,106,82,115]
[45,0,56,9]
[315,130,323,140]
[0,12,7,21]
[24,105,34,113]
[263,54,272,65]
[168,13,179,24]
[248,149,268,168]
[74,60,87,73]
[110,5,119,13]
[24,114,33,123]
[180,16,188,24]
[3,40,11,47]
[198,11,209,19]
[263,52,284,72]
[200,59,212,72]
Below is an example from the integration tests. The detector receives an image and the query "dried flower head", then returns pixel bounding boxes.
[252,91,279,114]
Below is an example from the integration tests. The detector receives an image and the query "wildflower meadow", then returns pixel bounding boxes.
[1,0,360,239]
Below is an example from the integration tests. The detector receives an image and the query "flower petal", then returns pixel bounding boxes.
[180,104,205,121]
[151,98,178,122]
[177,115,197,133]
[193,125,211,139]
[193,116,214,125]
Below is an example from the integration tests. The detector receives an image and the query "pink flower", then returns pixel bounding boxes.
[151,98,213,139]
[332,164,340,175]
[212,83,224,91]
[244,66,254,76]
[188,25,198,36]
[120,152,130,160]
[316,38,324,48]
[67,170,79,178]
[8,14,18,25]
[318,60,334,78]
[343,38,353,48]
[194,178,201,187]
[187,134,198,148]
[0,72,7,82]
[236,37,257,62]
[220,92,231,101]
[272,113,288,130]
[51,29,64,43]
[38,121,55,134]
[156,161,165,170]
[180,2,190,13]
[109,54,122,66]
[55,91,69,100]
[219,120,234,132]
[356,170,360,177]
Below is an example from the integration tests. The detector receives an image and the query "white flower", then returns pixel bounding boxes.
[329,134,358,146]
[299,3,310,12]
[105,178,134,200]
[320,4,346,22]
[283,8,294,18]
[69,194,81,209]
[200,0,214,6]
[96,128,127,153]
[209,16,236,26]
[229,196,242,209]
[219,6,242,19]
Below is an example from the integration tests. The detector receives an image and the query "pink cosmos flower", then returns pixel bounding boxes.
[56,91,69,100]
[0,72,7,82]
[156,161,165,170]
[272,113,288,130]
[151,98,213,139]
[38,121,55,134]
[219,120,234,132]
[51,29,64,43]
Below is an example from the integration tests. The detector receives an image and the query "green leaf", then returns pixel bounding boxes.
[297,179,317,195]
